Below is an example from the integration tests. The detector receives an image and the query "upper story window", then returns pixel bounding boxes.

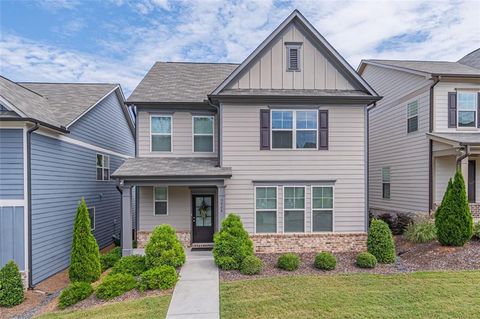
[286,43,302,71]
[96,154,110,181]
[382,167,390,199]
[154,187,168,215]
[193,116,214,152]
[255,186,277,233]
[271,110,317,149]
[407,101,418,133]
[151,115,172,152]
[457,92,477,128]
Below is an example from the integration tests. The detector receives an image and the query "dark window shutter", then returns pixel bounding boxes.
[318,110,328,150]
[448,92,457,128]
[477,93,480,128]
[260,109,270,150]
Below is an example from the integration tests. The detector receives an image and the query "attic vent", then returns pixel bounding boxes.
[286,43,302,71]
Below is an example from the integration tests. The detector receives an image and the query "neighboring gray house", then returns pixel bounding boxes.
[358,48,480,219]
[113,10,380,255]
[0,76,135,287]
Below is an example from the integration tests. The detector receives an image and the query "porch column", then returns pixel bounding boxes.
[121,185,133,256]
[217,185,226,231]
[461,158,469,190]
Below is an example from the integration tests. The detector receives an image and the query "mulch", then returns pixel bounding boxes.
[220,237,480,281]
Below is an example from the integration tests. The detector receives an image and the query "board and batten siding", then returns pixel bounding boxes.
[221,103,366,233]
[137,110,218,157]
[0,206,24,270]
[0,128,24,199]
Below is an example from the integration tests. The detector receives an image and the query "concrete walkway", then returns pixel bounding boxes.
[166,250,219,319]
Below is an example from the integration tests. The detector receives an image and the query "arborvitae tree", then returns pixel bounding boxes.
[435,170,473,246]
[69,198,101,282]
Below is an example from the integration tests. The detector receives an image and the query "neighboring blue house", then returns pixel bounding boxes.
[0,76,135,287]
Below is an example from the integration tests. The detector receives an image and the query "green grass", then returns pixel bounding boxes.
[221,271,480,319]
[37,295,171,319]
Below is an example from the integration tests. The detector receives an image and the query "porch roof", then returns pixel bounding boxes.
[428,132,480,146]
[111,157,232,179]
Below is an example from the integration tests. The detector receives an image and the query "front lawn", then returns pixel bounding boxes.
[220,271,480,319]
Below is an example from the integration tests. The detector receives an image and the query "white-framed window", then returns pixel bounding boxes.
[271,110,317,149]
[311,186,334,232]
[151,115,172,152]
[154,187,168,215]
[255,186,277,233]
[286,43,302,71]
[283,186,305,232]
[407,101,418,133]
[382,167,390,199]
[457,92,477,128]
[193,116,214,152]
[96,154,110,181]
[87,207,95,231]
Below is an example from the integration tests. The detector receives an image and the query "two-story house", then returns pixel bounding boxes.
[113,10,380,255]
[0,76,135,287]
[358,48,480,220]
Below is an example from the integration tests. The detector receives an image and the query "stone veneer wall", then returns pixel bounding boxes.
[251,233,367,254]
[137,231,191,248]
[470,203,480,219]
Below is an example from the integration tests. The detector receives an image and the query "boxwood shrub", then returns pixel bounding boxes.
[367,219,396,264]
[0,261,24,307]
[96,273,136,300]
[314,252,336,271]
[58,282,93,309]
[240,255,263,275]
[111,255,146,276]
[356,252,377,268]
[474,221,480,240]
[138,265,178,291]
[277,253,300,271]
[100,247,122,272]
[145,225,186,269]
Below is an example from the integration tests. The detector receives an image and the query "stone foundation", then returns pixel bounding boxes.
[251,233,367,254]
[137,230,191,248]
[470,203,480,219]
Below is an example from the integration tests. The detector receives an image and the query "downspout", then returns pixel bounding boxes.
[115,185,123,245]
[366,101,376,230]
[207,99,221,167]
[27,122,39,289]
[456,144,471,169]
[428,76,440,212]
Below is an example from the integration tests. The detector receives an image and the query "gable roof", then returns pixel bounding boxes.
[127,62,239,103]
[458,48,480,70]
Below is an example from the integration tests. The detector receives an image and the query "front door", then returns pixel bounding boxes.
[192,195,214,243]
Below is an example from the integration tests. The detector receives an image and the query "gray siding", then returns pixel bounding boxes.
[0,129,24,199]
[30,133,124,285]
[69,92,135,156]
[0,206,24,270]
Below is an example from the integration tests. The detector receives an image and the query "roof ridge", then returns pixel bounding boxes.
[367,59,454,63]
[154,61,240,65]
[18,82,119,86]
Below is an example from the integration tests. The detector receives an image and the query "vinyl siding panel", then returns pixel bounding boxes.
[0,206,24,270]
[434,156,456,203]
[0,129,24,199]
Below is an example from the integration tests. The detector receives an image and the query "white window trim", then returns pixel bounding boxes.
[456,91,478,129]
[153,186,169,216]
[270,109,318,150]
[282,185,306,233]
[254,186,278,234]
[192,115,215,153]
[310,185,335,233]
[382,167,391,200]
[150,114,173,153]
[406,100,418,133]
[96,153,110,181]
[88,207,95,231]
[286,43,302,72]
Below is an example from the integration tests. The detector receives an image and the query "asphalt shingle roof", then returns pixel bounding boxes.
[428,132,480,145]
[458,48,480,70]
[367,59,480,76]
[218,88,371,97]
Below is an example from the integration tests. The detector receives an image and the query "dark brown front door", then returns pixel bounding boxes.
[192,195,214,243]
[468,160,476,203]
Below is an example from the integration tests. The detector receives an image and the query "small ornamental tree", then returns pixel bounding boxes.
[435,170,473,246]
[69,198,101,283]
[0,261,24,307]
[367,219,396,263]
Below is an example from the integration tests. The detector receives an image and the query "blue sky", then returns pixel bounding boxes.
[1,0,479,96]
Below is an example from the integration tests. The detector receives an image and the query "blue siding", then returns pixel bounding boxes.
[0,129,24,199]
[69,92,135,156]
[0,206,25,270]
[30,133,124,285]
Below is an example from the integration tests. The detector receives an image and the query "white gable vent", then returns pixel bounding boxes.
[286,43,302,71]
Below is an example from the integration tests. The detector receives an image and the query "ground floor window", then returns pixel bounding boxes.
[154,187,168,215]
[311,186,333,232]
[283,186,305,232]
[255,186,277,233]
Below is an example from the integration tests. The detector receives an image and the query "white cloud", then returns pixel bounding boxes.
[35,0,80,11]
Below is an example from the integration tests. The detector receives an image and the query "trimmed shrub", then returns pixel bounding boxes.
[145,225,186,269]
[404,220,437,243]
[474,222,480,240]
[100,247,122,272]
[277,253,300,271]
[240,255,263,275]
[111,255,146,276]
[96,273,136,300]
[69,198,101,283]
[138,265,178,292]
[213,214,254,270]
[367,219,396,264]
[356,252,377,268]
[314,252,336,271]
[0,261,24,307]
[435,170,474,246]
[58,282,93,309]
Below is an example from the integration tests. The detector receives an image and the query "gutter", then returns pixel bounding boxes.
[27,122,39,289]
[428,76,441,212]
[1,117,69,134]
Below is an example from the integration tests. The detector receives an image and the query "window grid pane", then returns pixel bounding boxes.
[151,116,171,134]
[312,187,333,209]
[256,187,277,233]
[194,117,213,134]
[284,187,304,209]
[271,110,318,150]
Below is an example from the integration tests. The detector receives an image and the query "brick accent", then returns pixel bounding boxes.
[251,233,367,254]
[137,230,191,248]
[470,203,480,218]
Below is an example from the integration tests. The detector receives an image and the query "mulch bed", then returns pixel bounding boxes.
[220,237,480,281]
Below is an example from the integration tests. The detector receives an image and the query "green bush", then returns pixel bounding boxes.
[314,252,336,271]
[138,265,178,291]
[100,247,122,272]
[145,225,186,269]
[0,261,24,307]
[277,253,300,271]
[213,214,254,270]
[367,219,396,264]
[404,220,437,243]
[69,198,101,283]
[58,282,93,309]
[96,273,136,300]
[356,252,377,268]
[111,255,146,276]
[474,222,480,240]
[435,170,474,246]
[240,255,263,275]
